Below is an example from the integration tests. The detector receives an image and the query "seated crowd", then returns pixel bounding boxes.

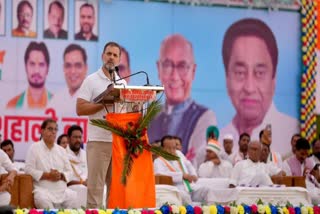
[0,121,320,208]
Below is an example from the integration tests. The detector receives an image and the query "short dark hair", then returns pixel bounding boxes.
[80,3,95,15]
[103,42,121,56]
[160,135,174,147]
[311,138,320,147]
[67,125,83,138]
[259,130,264,140]
[291,133,301,142]
[295,137,311,151]
[17,0,33,20]
[40,118,56,130]
[48,1,64,17]
[239,132,250,142]
[57,134,68,145]
[222,18,278,78]
[172,136,182,144]
[24,42,50,66]
[63,44,87,64]
[1,139,14,150]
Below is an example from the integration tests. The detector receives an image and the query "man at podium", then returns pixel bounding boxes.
[76,41,127,208]
[148,34,217,168]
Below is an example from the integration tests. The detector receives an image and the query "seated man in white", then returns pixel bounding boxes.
[232,133,250,165]
[230,140,282,187]
[198,140,233,178]
[283,138,314,176]
[220,134,236,164]
[259,128,283,169]
[154,135,209,204]
[66,125,87,208]
[25,118,78,209]
[0,149,17,206]
[305,163,320,205]
[260,143,285,176]
[310,138,320,164]
[1,139,25,173]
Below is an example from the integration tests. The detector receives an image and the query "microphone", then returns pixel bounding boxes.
[116,71,150,86]
[108,66,117,84]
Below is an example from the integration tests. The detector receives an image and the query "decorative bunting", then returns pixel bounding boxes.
[300,0,317,142]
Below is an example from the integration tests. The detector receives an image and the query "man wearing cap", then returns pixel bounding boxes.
[198,140,233,178]
[220,134,235,164]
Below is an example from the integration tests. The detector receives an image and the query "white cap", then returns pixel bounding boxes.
[223,134,234,141]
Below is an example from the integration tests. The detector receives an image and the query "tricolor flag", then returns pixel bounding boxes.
[0,50,6,80]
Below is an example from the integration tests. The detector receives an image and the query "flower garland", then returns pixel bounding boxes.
[90,101,179,185]
[15,204,320,214]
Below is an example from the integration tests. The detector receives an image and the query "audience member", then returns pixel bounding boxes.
[198,140,233,178]
[311,138,320,164]
[230,140,281,187]
[0,140,25,173]
[220,134,235,164]
[66,125,87,208]
[283,138,314,176]
[0,149,17,206]
[153,135,209,204]
[305,163,320,205]
[282,133,301,161]
[57,134,68,149]
[233,133,250,165]
[25,118,78,209]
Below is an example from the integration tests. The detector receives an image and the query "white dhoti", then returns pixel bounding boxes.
[68,184,87,208]
[34,187,78,209]
[0,192,11,206]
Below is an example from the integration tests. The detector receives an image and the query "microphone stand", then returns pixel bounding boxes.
[116,71,151,86]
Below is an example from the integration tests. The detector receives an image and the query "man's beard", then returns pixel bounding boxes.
[70,144,81,153]
[81,24,92,34]
[29,80,45,88]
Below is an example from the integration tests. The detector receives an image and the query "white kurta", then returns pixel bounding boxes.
[305,175,320,205]
[25,140,78,208]
[198,160,233,178]
[154,151,208,203]
[230,159,280,186]
[0,149,16,206]
[66,147,88,207]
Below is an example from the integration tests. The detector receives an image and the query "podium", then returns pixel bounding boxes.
[94,83,164,209]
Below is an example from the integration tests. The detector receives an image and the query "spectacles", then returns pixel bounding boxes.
[160,60,192,76]
[46,127,58,132]
[64,62,84,70]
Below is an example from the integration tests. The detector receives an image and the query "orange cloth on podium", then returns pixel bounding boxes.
[107,113,156,209]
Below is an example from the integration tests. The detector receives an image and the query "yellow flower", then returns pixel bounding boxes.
[99,210,107,214]
[308,207,314,214]
[16,209,24,214]
[283,207,289,214]
[172,205,179,214]
[77,209,85,214]
[258,205,265,214]
[237,205,244,214]
[265,206,271,214]
[277,208,284,214]
[155,210,162,214]
[128,210,135,214]
[69,210,79,214]
[64,209,71,214]
[58,211,65,214]
[210,205,217,214]
[202,206,210,214]
[179,206,187,214]
[231,206,238,214]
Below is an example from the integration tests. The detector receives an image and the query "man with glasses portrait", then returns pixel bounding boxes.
[148,34,217,168]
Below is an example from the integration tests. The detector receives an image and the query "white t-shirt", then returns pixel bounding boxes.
[77,68,127,142]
